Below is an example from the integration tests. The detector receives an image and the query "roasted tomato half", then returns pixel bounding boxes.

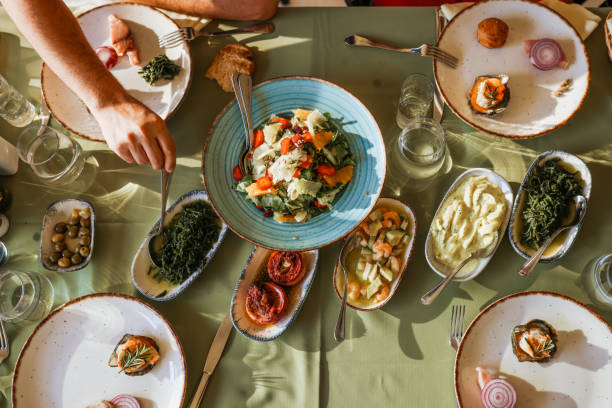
[267,251,304,286]
[245,282,287,326]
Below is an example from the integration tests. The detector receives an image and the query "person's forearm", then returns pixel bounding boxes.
[1,0,127,111]
[122,0,278,20]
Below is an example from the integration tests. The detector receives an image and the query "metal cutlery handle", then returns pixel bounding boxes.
[159,170,171,234]
[231,73,253,152]
[188,371,212,408]
[201,22,275,38]
[518,228,564,277]
[421,256,472,305]
[347,34,415,54]
[334,268,348,342]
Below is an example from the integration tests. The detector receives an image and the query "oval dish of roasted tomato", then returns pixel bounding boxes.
[245,282,288,326]
[267,251,304,286]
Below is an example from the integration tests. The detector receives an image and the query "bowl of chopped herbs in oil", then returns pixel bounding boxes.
[509,151,591,263]
[130,190,228,301]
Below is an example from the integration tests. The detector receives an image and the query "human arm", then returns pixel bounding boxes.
[0,0,176,172]
[120,0,278,20]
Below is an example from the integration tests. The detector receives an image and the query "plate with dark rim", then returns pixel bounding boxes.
[41,3,192,141]
[12,293,186,408]
[455,291,612,407]
[202,76,386,251]
[434,0,590,139]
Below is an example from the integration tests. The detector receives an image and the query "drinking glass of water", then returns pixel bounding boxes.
[396,73,434,128]
[582,254,612,311]
[17,124,85,184]
[0,270,54,323]
[0,73,36,127]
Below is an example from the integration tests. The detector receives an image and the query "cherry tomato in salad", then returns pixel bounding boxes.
[299,155,313,169]
[253,129,265,148]
[280,138,292,155]
[256,176,273,189]
[302,132,313,143]
[267,251,304,286]
[293,169,301,178]
[245,282,287,325]
[270,117,291,129]
[291,134,304,147]
[232,165,243,181]
[316,163,336,176]
[313,199,327,209]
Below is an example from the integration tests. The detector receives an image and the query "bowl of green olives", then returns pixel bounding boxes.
[40,199,94,272]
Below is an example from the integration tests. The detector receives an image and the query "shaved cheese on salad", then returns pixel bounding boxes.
[287,179,322,200]
[268,148,306,184]
[263,123,283,145]
[306,109,326,136]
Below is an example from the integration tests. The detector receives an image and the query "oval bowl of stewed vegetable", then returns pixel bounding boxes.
[41,199,95,272]
[508,150,591,263]
[333,197,417,311]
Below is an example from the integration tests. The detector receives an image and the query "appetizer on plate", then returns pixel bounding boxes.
[267,251,305,286]
[108,14,140,66]
[235,109,355,223]
[86,395,141,408]
[511,319,558,362]
[477,18,509,49]
[47,207,92,268]
[468,74,510,115]
[524,38,569,71]
[476,367,517,408]
[108,334,161,376]
[139,55,181,85]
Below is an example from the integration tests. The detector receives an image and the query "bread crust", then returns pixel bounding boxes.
[206,44,255,92]
[477,18,509,49]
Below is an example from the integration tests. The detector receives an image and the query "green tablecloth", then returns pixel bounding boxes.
[0,6,611,407]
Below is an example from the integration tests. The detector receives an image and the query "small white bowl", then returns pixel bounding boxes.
[40,199,95,272]
[131,190,228,301]
[231,247,318,341]
[425,168,513,281]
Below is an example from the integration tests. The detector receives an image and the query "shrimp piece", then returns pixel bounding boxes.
[381,219,393,229]
[383,211,401,227]
[359,220,370,234]
[373,241,392,257]
[348,281,361,301]
[388,256,401,274]
[375,285,390,302]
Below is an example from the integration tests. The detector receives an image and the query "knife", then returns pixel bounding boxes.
[433,8,446,123]
[188,313,233,408]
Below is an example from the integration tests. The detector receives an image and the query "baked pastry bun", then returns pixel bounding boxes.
[477,18,509,49]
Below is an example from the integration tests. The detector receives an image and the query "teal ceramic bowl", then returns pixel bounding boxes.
[202,76,386,250]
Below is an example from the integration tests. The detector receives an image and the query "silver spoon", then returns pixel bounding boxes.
[519,195,586,277]
[421,232,499,305]
[148,169,172,267]
[231,72,253,176]
[334,234,362,342]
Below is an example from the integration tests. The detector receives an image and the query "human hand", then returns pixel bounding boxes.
[91,94,176,172]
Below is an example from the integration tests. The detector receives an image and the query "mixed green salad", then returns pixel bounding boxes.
[234,109,355,222]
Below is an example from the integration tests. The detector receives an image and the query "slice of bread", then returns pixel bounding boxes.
[206,44,255,92]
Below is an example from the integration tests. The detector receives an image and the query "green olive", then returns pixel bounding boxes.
[70,253,83,265]
[79,236,91,246]
[67,225,79,238]
[79,246,90,257]
[54,222,67,233]
[53,241,65,252]
[62,249,73,258]
[78,209,91,219]
[48,251,61,264]
[80,217,91,228]
[51,233,65,243]
[78,227,90,238]
[57,257,71,268]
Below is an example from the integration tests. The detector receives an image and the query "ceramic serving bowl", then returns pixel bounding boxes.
[508,150,591,263]
[40,199,95,272]
[425,168,513,281]
[333,197,417,311]
[131,190,228,301]
[434,0,590,138]
[202,76,386,251]
[231,246,318,341]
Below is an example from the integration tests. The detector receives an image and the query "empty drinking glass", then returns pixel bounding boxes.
[582,254,612,311]
[0,73,36,127]
[0,270,54,323]
[17,124,85,183]
[396,73,434,128]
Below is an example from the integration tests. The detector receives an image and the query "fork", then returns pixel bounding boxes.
[432,8,447,122]
[449,305,465,408]
[0,320,9,364]
[158,22,275,48]
[344,34,458,69]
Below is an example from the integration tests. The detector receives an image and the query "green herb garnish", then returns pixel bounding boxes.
[155,200,220,285]
[536,338,555,353]
[119,343,151,373]
[138,54,181,85]
[520,158,582,249]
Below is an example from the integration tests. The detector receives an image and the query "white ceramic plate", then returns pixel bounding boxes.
[231,247,318,341]
[42,3,192,141]
[425,168,513,281]
[455,291,612,407]
[12,293,186,408]
[131,190,228,301]
[434,0,589,138]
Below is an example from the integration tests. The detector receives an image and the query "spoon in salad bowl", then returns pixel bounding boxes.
[231,72,253,177]
[148,169,172,267]
[518,195,586,277]
[334,234,362,342]
[421,231,499,305]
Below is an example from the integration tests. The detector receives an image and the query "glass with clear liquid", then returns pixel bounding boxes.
[396,74,434,128]
[582,254,612,311]
[0,270,54,323]
[0,73,36,127]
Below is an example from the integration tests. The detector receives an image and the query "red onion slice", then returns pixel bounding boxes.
[110,394,141,408]
[95,46,118,69]
[481,379,516,408]
[529,39,563,71]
